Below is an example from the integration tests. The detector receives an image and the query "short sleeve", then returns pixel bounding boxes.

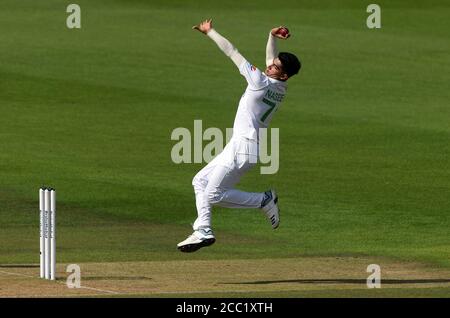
[239,60,269,90]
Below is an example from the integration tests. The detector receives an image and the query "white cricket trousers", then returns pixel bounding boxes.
[192,136,265,230]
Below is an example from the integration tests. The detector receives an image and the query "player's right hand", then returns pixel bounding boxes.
[192,18,213,34]
[271,26,290,39]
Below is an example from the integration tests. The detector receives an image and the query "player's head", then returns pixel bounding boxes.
[265,52,301,81]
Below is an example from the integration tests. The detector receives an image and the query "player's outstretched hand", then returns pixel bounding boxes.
[271,26,291,39]
[192,18,213,35]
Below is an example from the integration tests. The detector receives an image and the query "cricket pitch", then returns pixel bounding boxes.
[1,257,449,297]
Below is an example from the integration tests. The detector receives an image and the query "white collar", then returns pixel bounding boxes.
[267,76,287,86]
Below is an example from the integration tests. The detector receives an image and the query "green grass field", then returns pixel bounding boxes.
[0,0,449,297]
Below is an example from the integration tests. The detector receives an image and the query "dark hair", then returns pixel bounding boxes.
[278,52,301,78]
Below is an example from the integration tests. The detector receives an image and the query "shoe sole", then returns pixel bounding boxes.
[177,238,216,253]
[272,209,280,229]
[273,194,279,229]
[267,192,279,229]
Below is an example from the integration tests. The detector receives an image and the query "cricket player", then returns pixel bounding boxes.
[178,19,301,252]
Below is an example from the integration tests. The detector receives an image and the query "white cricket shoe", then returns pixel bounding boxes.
[177,228,216,253]
[261,189,280,229]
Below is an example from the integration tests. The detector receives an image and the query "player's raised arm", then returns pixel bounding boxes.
[192,19,245,68]
[266,26,290,67]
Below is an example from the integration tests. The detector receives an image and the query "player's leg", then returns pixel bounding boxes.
[177,160,217,253]
[203,162,279,229]
[191,161,216,231]
[177,138,279,253]
[204,163,263,209]
[178,142,235,253]
[190,140,235,231]
[204,138,280,228]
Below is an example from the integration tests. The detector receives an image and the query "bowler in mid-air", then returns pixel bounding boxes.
[178,19,301,252]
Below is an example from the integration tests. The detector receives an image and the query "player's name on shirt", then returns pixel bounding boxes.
[265,89,285,103]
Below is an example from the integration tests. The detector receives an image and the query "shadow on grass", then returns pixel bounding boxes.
[0,264,39,268]
[82,276,152,281]
[221,279,450,285]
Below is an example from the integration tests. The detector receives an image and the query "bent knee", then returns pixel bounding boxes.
[205,187,225,205]
[192,175,200,187]
[192,174,207,190]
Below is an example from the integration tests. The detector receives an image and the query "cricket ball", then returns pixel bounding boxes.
[278,27,289,37]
